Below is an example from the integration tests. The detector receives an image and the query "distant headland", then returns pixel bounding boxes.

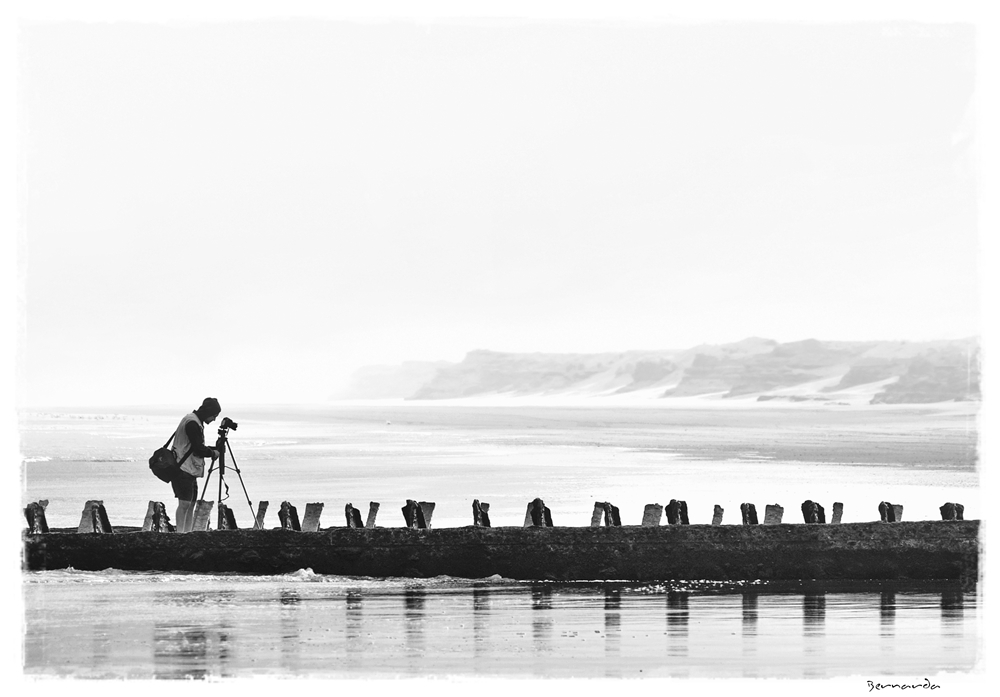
[331,337,980,405]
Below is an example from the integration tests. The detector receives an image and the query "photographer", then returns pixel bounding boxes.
[170,397,223,533]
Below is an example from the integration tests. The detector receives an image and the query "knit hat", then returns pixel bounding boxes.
[199,397,222,416]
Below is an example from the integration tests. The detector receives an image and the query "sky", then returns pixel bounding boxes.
[12,5,986,406]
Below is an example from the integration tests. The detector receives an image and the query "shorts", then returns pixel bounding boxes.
[171,469,198,502]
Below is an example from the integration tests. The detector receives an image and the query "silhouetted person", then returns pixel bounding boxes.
[171,398,222,532]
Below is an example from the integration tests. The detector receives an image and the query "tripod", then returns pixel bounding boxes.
[199,421,260,530]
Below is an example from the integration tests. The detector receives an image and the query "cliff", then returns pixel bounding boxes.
[333,338,979,405]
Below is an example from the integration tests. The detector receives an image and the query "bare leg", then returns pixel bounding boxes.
[176,499,194,533]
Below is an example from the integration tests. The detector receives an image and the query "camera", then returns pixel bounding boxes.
[220,417,238,431]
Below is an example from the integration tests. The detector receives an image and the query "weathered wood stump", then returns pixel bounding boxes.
[524,498,552,527]
[801,500,820,524]
[642,504,663,527]
[142,501,174,533]
[740,503,758,525]
[666,499,689,525]
[279,501,301,531]
[402,500,427,529]
[940,502,965,521]
[419,502,436,529]
[24,500,49,534]
[298,503,323,532]
[473,499,491,527]
[602,502,621,526]
[878,502,904,522]
[77,500,113,534]
[365,502,380,528]
[711,505,724,526]
[255,501,268,529]
[192,500,214,531]
[763,504,784,525]
[831,502,844,525]
[218,503,238,530]
[345,503,364,528]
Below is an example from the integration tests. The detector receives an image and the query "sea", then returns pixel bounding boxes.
[18,402,982,681]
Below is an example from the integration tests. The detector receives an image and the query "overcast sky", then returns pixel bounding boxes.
[16,13,980,406]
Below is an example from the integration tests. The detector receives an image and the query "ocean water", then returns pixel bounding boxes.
[19,403,982,678]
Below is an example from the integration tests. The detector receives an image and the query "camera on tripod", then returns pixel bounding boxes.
[202,414,260,529]
[218,416,238,438]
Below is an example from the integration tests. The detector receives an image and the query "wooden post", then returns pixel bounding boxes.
[77,500,112,534]
[150,501,173,532]
[740,503,758,525]
[679,500,689,525]
[602,502,621,526]
[142,501,156,531]
[711,505,724,526]
[365,502,380,528]
[255,501,269,529]
[218,503,238,530]
[192,500,214,531]
[402,500,422,528]
[879,501,898,523]
[831,502,843,524]
[473,499,491,527]
[665,500,681,525]
[763,504,783,525]
[301,503,324,532]
[345,503,362,528]
[816,503,826,524]
[418,502,436,529]
[24,500,49,534]
[590,502,605,527]
[278,501,301,531]
[525,498,551,527]
[642,504,663,527]
[801,500,820,523]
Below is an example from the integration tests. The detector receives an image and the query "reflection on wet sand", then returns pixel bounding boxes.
[742,592,759,635]
[92,595,113,672]
[531,586,553,659]
[802,593,827,678]
[345,592,363,661]
[404,588,426,658]
[152,589,237,679]
[472,586,490,666]
[940,589,965,655]
[604,588,621,677]
[880,591,896,638]
[23,578,981,679]
[742,592,759,677]
[279,589,301,672]
[666,591,689,663]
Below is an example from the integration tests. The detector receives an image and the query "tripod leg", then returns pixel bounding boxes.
[226,440,260,530]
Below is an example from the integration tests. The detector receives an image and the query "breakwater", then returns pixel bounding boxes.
[24,520,979,583]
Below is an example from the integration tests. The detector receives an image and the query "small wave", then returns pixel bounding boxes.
[23,456,52,463]
[286,568,321,581]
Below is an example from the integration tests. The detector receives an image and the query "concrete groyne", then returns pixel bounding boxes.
[24,520,979,583]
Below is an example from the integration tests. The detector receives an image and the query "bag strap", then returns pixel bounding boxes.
[164,424,197,467]
[176,445,195,467]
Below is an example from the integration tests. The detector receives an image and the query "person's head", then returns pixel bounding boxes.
[196,397,222,424]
